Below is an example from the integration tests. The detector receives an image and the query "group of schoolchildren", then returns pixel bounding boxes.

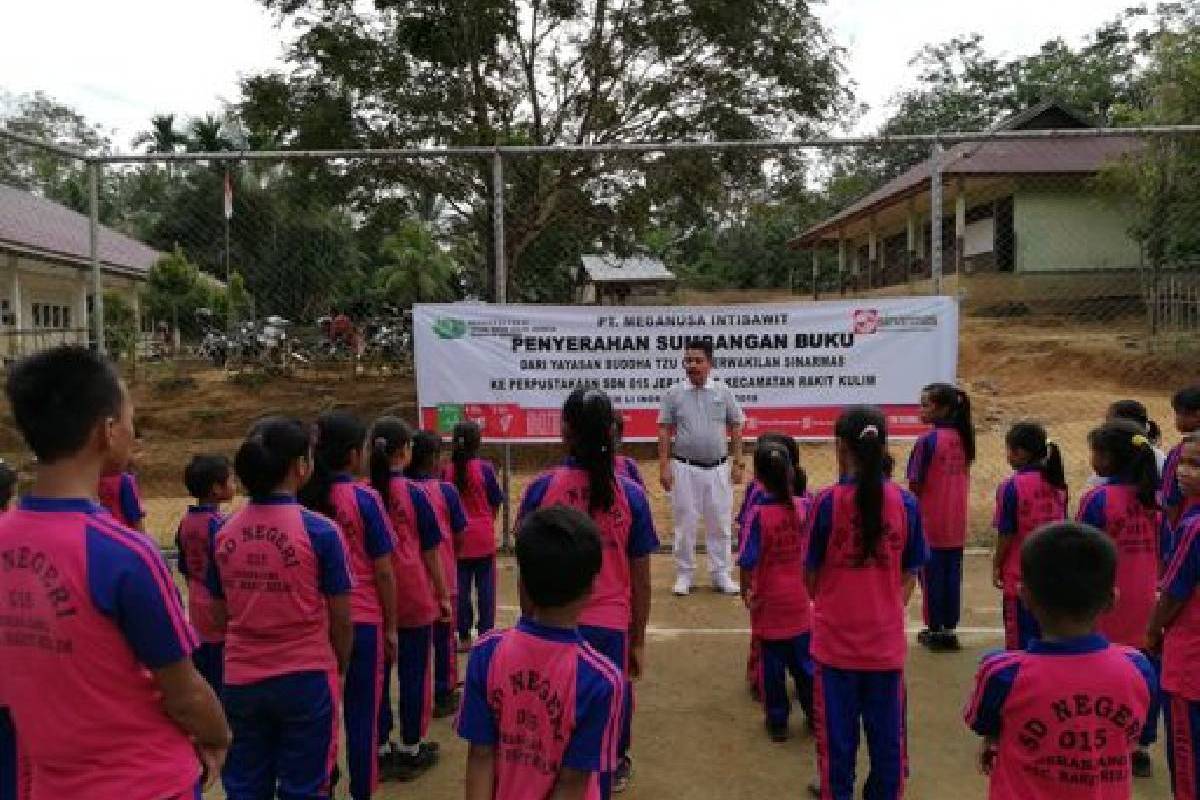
[731,379,1200,800]
[4,343,1200,800]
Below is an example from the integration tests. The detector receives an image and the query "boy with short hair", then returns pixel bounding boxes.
[1148,434,1200,798]
[1163,386,1200,528]
[176,453,235,693]
[0,346,230,799]
[456,506,623,800]
[964,522,1155,799]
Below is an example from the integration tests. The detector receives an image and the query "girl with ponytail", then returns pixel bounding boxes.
[736,442,814,742]
[368,417,452,779]
[515,387,660,792]
[299,410,398,800]
[804,405,927,800]
[1079,420,1166,777]
[213,417,354,798]
[993,421,1068,650]
[909,382,974,652]
[404,430,468,719]
[441,421,504,649]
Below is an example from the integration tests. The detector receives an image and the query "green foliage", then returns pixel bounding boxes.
[102,292,137,359]
[142,247,231,338]
[371,220,461,307]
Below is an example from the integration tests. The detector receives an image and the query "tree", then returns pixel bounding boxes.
[240,0,851,300]
[371,220,461,307]
[133,114,186,154]
[142,247,228,339]
[187,114,233,153]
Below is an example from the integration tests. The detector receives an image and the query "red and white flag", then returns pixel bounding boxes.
[223,171,233,220]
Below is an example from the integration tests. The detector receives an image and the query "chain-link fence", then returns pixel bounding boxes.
[2,125,1200,544]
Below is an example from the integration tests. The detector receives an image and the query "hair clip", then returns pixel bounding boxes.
[1132,434,1150,448]
[1045,438,1056,448]
[859,425,879,440]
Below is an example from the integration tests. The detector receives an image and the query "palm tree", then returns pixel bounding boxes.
[373,220,461,307]
[132,114,185,154]
[186,115,233,153]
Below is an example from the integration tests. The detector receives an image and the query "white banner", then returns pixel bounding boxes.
[413,298,958,442]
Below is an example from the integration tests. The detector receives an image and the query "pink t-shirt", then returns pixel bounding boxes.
[737,497,813,640]
[96,472,145,529]
[1078,484,1162,648]
[441,459,502,559]
[175,505,226,644]
[455,619,623,800]
[993,469,1069,596]
[411,476,467,598]
[518,464,659,631]
[209,496,353,685]
[328,476,395,625]
[381,473,442,628]
[806,480,928,671]
[1161,507,1200,700]
[964,636,1154,800]
[907,425,970,549]
[0,497,200,800]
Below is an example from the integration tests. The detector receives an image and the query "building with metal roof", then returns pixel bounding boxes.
[789,100,1146,294]
[577,254,676,305]
[0,183,156,357]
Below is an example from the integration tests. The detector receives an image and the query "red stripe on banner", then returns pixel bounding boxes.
[420,404,926,442]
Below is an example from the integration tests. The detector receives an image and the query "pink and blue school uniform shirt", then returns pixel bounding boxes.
[993,469,1069,597]
[806,478,928,671]
[207,494,354,685]
[96,472,145,529]
[736,479,766,531]
[964,636,1155,800]
[517,461,659,632]
[328,475,395,626]
[175,504,227,645]
[382,472,444,629]
[1078,481,1167,648]
[1161,506,1200,703]
[0,496,201,800]
[410,474,468,596]
[737,496,813,641]
[907,423,970,550]
[1163,443,1199,531]
[456,618,623,800]
[441,459,504,559]
[615,455,644,488]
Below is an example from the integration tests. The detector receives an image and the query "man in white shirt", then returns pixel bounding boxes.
[657,339,745,596]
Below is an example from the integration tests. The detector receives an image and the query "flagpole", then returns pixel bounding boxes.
[223,168,232,335]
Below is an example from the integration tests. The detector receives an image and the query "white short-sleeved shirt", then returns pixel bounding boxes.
[658,377,745,462]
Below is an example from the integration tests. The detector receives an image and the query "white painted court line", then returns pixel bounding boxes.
[642,626,1004,636]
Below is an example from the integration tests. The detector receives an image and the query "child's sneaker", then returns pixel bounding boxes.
[766,720,789,743]
[384,743,440,782]
[433,691,460,718]
[1132,748,1152,778]
[613,756,633,792]
[916,629,934,648]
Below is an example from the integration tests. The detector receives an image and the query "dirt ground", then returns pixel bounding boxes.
[0,307,1190,799]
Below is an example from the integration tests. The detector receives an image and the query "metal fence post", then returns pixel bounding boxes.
[88,161,105,355]
[930,140,944,296]
[492,149,514,552]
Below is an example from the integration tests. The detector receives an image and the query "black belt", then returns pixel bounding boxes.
[673,455,728,469]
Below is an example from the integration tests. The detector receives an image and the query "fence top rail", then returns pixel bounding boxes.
[7,124,1200,165]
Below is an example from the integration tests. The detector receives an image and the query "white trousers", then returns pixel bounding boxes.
[670,459,733,584]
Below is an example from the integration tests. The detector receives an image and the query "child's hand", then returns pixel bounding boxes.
[1145,626,1163,654]
[978,739,998,776]
[629,642,645,680]
[740,589,752,610]
[991,568,1004,591]
[438,596,454,623]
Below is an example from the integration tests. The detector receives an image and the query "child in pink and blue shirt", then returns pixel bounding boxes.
[299,410,398,800]
[966,523,1155,800]
[517,388,657,795]
[443,421,505,648]
[457,505,623,800]
[907,383,973,652]
[96,462,146,532]
[0,346,229,800]
[208,416,354,800]
[174,453,234,694]
[992,422,1068,651]
[738,440,814,741]
[806,406,927,800]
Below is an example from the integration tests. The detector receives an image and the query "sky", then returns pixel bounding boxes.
[0,0,1138,149]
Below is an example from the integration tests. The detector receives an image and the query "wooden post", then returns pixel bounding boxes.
[955,179,966,276]
[837,233,847,297]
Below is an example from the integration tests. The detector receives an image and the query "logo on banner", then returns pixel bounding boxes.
[852,309,880,334]
[432,318,468,340]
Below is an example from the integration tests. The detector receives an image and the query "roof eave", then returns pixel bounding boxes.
[0,239,152,281]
